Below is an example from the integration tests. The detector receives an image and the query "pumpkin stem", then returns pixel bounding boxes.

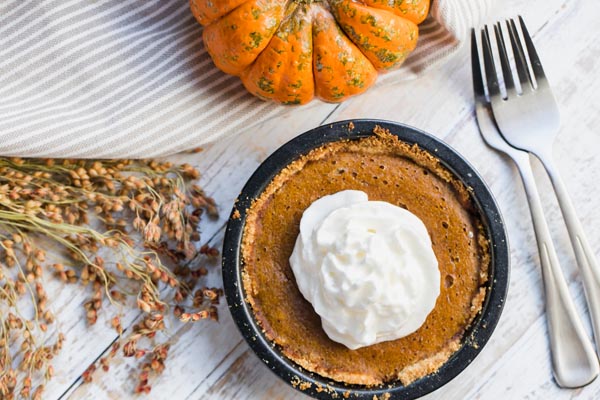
[294,0,322,4]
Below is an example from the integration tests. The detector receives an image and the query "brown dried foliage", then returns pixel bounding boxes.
[0,158,220,398]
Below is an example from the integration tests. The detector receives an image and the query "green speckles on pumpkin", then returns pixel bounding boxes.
[314,50,334,74]
[246,32,263,50]
[338,53,350,66]
[293,0,321,5]
[289,9,310,34]
[251,7,261,20]
[297,51,312,71]
[315,54,324,72]
[369,0,406,5]
[289,80,303,89]
[283,98,302,105]
[360,14,378,28]
[257,77,275,94]
[341,24,373,50]
[341,24,361,44]
[330,86,346,99]
[364,22,394,42]
[375,48,400,64]
[374,29,393,42]
[230,24,238,30]
[338,1,357,18]
[349,76,364,88]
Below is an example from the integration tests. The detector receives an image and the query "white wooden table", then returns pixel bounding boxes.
[44,0,600,398]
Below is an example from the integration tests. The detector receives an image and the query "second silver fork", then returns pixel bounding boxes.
[481,17,600,361]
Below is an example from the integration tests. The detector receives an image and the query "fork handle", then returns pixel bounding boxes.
[536,152,600,353]
[513,153,599,388]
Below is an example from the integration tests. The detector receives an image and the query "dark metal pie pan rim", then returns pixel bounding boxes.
[221,119,510,399]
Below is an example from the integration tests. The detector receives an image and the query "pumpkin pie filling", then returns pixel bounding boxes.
[241,128,490,386]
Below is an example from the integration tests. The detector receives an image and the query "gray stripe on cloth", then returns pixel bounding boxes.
[0,0,495,158]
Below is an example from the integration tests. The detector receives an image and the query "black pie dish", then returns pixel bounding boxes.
[221,119,509,399]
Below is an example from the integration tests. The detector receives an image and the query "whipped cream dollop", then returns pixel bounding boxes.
[289,190,440,350]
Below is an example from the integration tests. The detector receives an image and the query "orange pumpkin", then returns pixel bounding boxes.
[190,0,430,105]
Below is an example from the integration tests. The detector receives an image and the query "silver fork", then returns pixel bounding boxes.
[482,16,600,356]
[472,29,599,388]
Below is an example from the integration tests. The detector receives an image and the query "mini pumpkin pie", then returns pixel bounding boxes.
[241,127,489,386]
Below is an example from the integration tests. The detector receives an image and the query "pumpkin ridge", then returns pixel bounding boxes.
[201,0,287,76]
[312,6,377,102]
[360,0,431,24]
[329,0,418,71]
[241,3,316,104]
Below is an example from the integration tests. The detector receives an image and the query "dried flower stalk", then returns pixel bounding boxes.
[0,158,220,398]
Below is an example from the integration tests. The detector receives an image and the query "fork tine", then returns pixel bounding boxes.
[481,26,500,98]
[471,29,485,99]
[494,23,516,97]
[518,16,548,87]
[507,19,533,90]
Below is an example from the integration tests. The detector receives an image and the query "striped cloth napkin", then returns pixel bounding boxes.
[0,0,494,159]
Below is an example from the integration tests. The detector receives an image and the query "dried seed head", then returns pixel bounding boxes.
[0,157,220,394]
[86,309,97,325]
[134,349,146,359]
[123,340,137,357]
[137,299,152,313]
[82,364,96,383]
[179,313,191,323]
